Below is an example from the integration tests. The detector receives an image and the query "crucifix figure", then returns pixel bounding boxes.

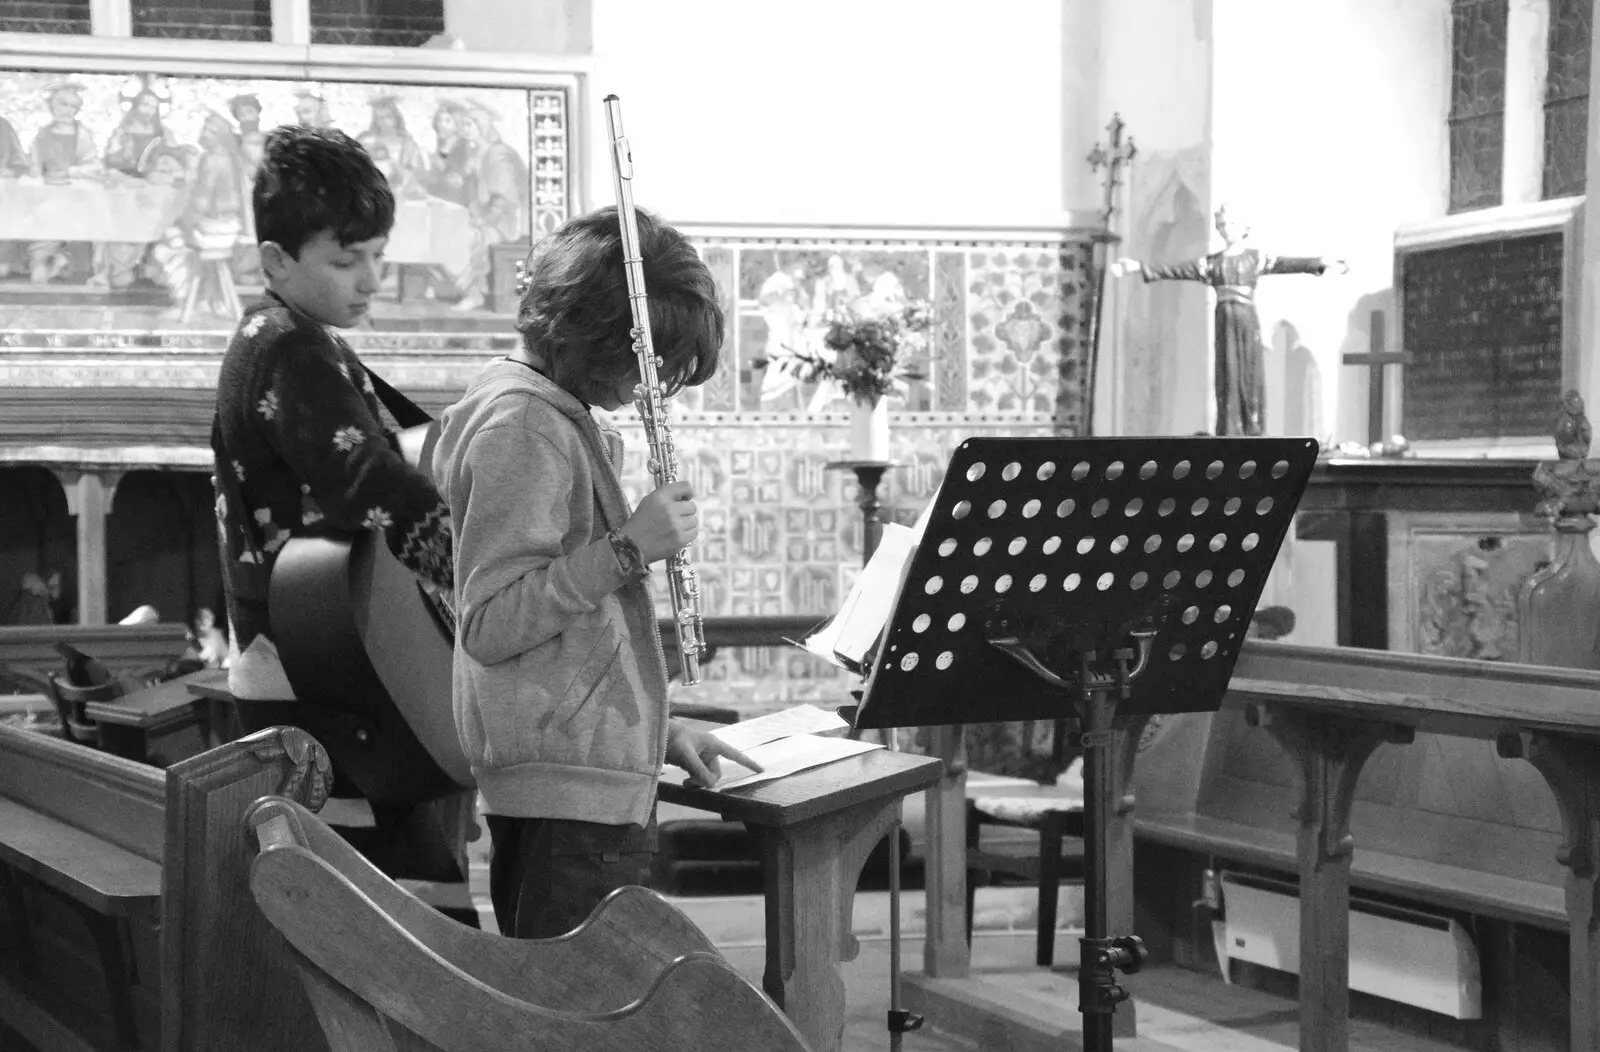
[1111,205,1347,436]
[1084,114,1136,436]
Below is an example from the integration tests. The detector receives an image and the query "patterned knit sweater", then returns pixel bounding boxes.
[212,291,453,699]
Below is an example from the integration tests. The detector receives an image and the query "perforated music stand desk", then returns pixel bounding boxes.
[852,435,1318,1050]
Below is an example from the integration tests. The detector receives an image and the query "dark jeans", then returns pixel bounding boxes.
[486,813,658,939]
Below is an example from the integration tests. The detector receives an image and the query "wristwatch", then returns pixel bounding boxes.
[607,529,649,581]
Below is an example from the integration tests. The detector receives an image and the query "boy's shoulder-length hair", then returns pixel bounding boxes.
[253,125,395,258]
[515,206,723,404]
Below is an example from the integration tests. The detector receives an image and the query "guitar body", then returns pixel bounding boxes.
[270,423,475,807]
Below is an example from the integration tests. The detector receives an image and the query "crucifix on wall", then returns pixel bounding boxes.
[1341,309,1410,445]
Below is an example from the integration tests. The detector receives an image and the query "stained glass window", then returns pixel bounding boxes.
[1450,0,1509,212]
[310,0,445,48]
[1544,0,1592,199]
[0,0,90,34]
[133,1,270,41]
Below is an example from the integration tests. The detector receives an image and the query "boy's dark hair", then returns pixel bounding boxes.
[516,206,722,404]
[253,125,394,258]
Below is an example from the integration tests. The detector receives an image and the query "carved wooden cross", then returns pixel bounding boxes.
[1341,309,1411,445]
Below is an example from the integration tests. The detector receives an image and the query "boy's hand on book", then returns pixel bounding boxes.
[667,720,762,788]
[622,481,698,563]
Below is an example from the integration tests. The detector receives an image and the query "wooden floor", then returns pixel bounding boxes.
[677,893,1472,1052]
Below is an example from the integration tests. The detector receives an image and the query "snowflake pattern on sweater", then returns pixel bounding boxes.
[212,292,453,674]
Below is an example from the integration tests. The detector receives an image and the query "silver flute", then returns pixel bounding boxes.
[604,93,706,686]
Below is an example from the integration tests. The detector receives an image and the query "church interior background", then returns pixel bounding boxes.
[5,0,1600,1048]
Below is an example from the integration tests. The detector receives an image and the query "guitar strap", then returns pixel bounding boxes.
[359,361,432,430]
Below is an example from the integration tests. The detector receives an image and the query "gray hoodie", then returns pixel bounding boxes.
[431,358,669,825]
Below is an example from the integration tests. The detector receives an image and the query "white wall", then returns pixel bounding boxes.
[1098,0,1215,437]
[1211,0,1451,447]
[588,0,1070,227]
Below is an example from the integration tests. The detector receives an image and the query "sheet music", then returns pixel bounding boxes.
[710,733,883,790]
[710,703,849,752]
[801,522,919,671]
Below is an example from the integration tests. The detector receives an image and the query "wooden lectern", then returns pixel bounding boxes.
[660,748,943,1052]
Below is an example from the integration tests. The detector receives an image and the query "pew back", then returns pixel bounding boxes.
[0,623,191,693]
[0,720,334,1052]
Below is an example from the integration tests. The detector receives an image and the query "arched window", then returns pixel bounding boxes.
[1449,0,1510,212]
[1543,0,1592,198]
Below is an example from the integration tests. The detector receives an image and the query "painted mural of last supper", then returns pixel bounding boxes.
[0,69,570,328]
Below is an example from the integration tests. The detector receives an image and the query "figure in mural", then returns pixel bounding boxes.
[757,261,809,405]
[427,101,476,205]
[165,111,252,320]
[463,103,527,245]
[28,80,100,284]
[1111,204,1346,436]
[359,94,428,197]
[98,82,177,289]
[228,93,262,138]
[292,90,334,130]
[424,101,526,313]
[0,114,27,279]
[145,143,197,295]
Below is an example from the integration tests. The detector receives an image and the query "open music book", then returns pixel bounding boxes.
[799,488,939,675]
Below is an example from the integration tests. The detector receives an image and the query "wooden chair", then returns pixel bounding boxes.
[965,794,1085,967]
[246,794,813,1051]
[964,724,1086,968]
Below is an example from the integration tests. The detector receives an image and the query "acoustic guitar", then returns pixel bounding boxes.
[269,423,476,807]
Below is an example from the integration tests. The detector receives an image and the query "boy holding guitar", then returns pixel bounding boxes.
[432,207,758,938]
[211,126,473,923]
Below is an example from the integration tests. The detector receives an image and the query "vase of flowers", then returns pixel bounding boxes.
[757,298,932,460]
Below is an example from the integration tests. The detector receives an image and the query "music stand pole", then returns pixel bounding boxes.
[825,457,922,1047]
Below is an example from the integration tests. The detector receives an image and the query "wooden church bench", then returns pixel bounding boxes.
[0,721,334,1052]
[1136,810,1566,930]
[1126,640,1600,1052]
[246,794,814,1052]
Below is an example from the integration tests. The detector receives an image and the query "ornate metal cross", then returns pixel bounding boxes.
[1087,113,1137,231]
[1083,114,1136,436]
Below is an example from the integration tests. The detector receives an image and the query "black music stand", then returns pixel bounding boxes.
[852,435,1318,1050]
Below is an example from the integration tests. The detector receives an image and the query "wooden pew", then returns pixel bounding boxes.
[1135,640,1600,1052]
[245,794,813,1051]
[0,721,332,1052]
[0,623,191,694]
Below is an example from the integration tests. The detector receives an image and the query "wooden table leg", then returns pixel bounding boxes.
[1249,705,1412,1052]
[757,798,903,1052]
[1498,730,1600,1052]
[920,726,970,979]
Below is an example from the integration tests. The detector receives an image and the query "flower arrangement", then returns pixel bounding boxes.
[760,299,933,406]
